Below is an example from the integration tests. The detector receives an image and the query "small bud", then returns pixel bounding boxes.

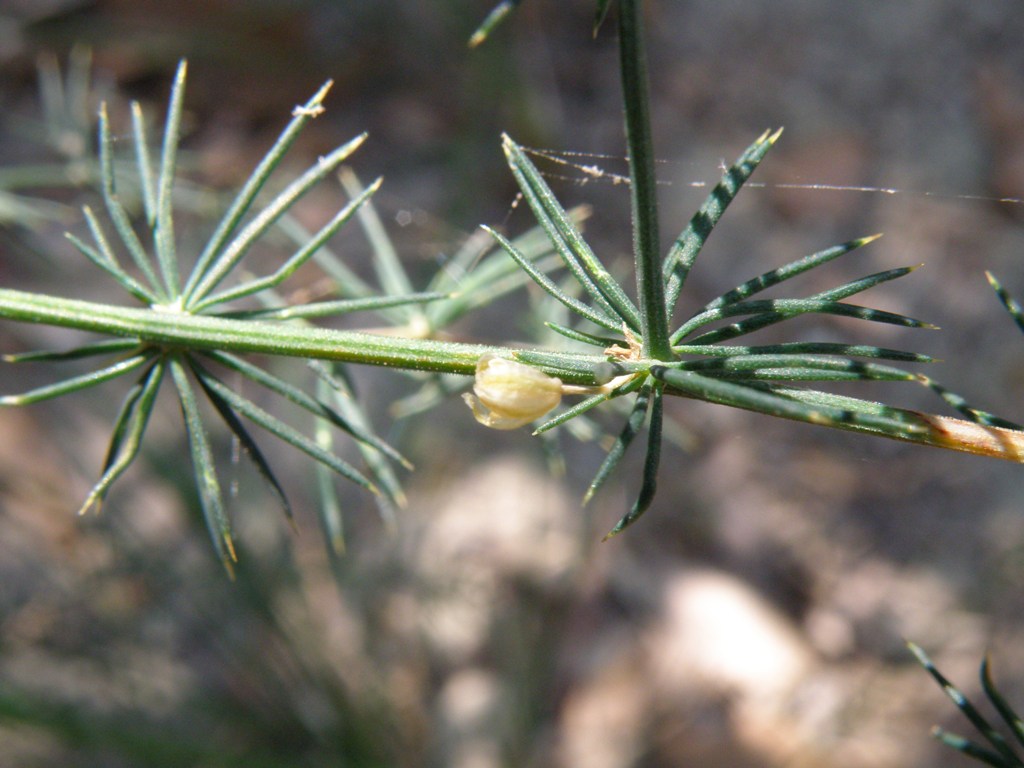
[463,354,562,430]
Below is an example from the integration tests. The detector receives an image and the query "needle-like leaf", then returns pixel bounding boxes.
[313,415,347,556]
[180,77,337,301]
[543,322,622,348]
[987,272,1024,336]
[205,350,409,469]
[78,358,164,516]
[186,134,367,305]
[483,225,622,331]
[191,364,378,495]
[674,354,917,384]
[674,296,935,345]
[313,364,405,526]
[502,134,641,330]
[593,0,614,36]
[339,169,417,307]
[909,643,1024,767]
[425,208,587,334]
[194,177,382,312]
[468,0,522,47]
[152,60,186,295]
[918,375,1024,430]
[535,374,644,435]
[673,340,933,363]
[192,363,294,529]
[981,656,1024,750]
[584,383,651,505]
[604,383,662,538]
[664,129,782,315]
[221,292,448,322]
[703,234,882,311]
[1,353,151,405]
[130,102,157,226]
[652,365,926,435]
[70,206,159,304]
[3,339,140,363]
[169,357,237,573]
[98,104,165,300]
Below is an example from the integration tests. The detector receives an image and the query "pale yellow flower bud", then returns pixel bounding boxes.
[463,354,563,430]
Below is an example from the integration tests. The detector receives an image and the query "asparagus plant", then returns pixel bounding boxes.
[2,1,1023,575]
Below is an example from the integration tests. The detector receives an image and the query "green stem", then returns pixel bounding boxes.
[0,288,606,384]
[619,0,670,360]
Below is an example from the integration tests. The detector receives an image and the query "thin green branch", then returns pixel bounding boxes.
[618,0,670,359]
[0,287,574,378]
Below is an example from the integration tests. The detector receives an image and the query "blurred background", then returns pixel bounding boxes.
[2,1,1024,765]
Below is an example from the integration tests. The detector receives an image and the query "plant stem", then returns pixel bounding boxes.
[618,0,670,360]
[0,288,606,384]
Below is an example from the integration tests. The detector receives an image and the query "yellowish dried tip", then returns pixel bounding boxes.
[312,79,334,104]
[858,233,884,247]
[767,126,784,144]
[330,534,346,557]
[468,1,514,48]
[463,354,562,430]
[914,413,1024,462]
[77,491,101,517]
[500,132,516,158]
[393,487,409,509]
